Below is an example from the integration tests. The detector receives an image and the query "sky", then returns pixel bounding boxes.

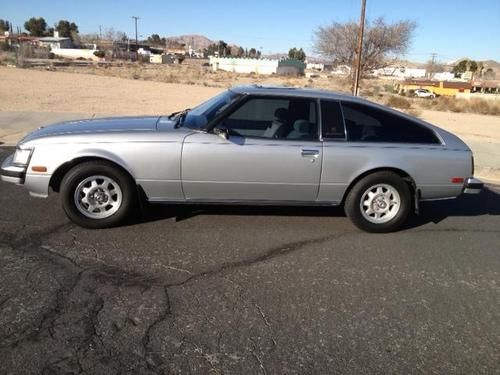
[1,0,499,63]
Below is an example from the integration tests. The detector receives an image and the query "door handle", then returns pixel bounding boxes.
[301,149,320,157]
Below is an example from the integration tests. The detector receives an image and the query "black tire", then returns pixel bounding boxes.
[344,171,412,233]
[60,161,136,229]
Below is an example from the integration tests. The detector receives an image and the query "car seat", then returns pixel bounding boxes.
[263,108,289,138]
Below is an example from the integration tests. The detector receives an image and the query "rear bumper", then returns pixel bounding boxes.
[463,177,484,194]
[1,154,26,185]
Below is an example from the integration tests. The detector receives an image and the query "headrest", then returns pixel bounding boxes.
[274,108,288,122]
[293,120,311,133]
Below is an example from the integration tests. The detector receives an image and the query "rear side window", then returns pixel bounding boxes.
[341,102,440,144]
[321,100,346,139]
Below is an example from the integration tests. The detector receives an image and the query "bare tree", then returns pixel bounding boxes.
[102,27,127,42]
[314,17,416,77]
[425,60,445,79]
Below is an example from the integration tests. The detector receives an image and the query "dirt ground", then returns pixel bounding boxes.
[1,66,499,181]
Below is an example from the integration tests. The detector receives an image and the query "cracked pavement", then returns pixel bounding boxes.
[1,147,500,374]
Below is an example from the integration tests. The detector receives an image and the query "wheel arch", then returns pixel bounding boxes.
[49,156,136,193]
[341,167,418,206]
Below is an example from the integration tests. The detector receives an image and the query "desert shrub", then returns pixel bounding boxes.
[0,42,11,51]
[93,50,105,58]
[467,99,492,115]
[413,96,500,116]
[383,84,395,93]
[385,95,412,110]
[164,73,179,83]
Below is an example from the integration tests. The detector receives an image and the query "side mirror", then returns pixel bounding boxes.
[213,126,229,140]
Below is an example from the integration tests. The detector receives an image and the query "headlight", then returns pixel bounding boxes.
[13,147,34,166]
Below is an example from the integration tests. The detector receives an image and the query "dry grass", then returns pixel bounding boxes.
[416,96,500,116]
[33,63,352,93]
[19,62,500,117]
[385,95,412,110]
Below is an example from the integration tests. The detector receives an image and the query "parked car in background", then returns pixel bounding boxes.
[1,85,483,232]
[414,88,436,99]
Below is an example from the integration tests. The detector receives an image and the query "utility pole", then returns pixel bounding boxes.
[430,52,437,65]
[352,0,367,96]
[131,16,140,57]
[429,52,437,79]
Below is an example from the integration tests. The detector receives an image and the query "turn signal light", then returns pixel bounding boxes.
[451,177,464,184]
[32,166,47,173]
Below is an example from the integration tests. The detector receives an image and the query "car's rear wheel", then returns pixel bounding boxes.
[60,161,136,228]
[345,172,412,233]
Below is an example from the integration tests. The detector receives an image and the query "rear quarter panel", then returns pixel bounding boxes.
[319,141,472,202]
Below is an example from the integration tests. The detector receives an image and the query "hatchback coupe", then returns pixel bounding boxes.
[1,85,483,232]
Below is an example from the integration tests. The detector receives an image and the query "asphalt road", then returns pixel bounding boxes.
[1,146,500,374]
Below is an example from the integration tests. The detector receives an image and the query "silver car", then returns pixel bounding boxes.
[1,85,483,232]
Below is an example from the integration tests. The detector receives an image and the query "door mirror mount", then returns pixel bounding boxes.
[213,126,229,140]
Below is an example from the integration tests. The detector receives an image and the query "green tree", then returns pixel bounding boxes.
[0,19,11,33]
[55,20,79,38]
[248,48,257,58]
[452,59,479,74]
[24,17,47,37]
[238,46,245,57]
[147,34,162,45]
[218,40,228,56]
[484,68,496,80]
[288,47,306,61]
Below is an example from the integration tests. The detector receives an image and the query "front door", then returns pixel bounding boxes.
[181,95,323,202]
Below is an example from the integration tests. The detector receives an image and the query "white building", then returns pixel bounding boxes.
[37,32,73,49]
[306,62,325,71]
[433,72,455,81]
[374,67,426,79]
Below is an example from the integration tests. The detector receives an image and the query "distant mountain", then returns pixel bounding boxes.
[481,59,500,71]
[445,58,499,68]
[165,34,215,50]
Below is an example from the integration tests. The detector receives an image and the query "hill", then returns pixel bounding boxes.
[165,34,215,50]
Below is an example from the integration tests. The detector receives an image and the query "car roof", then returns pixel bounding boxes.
[229,84,364,102]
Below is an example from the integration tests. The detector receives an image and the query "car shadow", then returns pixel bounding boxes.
[137,186,500,230]
[404,186,500,229]
[140,203,345,223]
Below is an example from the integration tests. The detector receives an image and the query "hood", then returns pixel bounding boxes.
[20,116,160,144]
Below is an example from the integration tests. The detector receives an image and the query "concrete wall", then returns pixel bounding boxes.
[51,48,101,61]
[209,57,279,75]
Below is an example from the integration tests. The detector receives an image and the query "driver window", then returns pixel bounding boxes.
[220,97,318,140]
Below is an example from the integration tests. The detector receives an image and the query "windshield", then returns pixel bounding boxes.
[182,90,241,129]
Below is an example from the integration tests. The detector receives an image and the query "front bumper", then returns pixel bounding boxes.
[1,154,26,185]
[463,177,484,194]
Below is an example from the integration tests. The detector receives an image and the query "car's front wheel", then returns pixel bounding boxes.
[344,172,412,233]
[60,161,136,228]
